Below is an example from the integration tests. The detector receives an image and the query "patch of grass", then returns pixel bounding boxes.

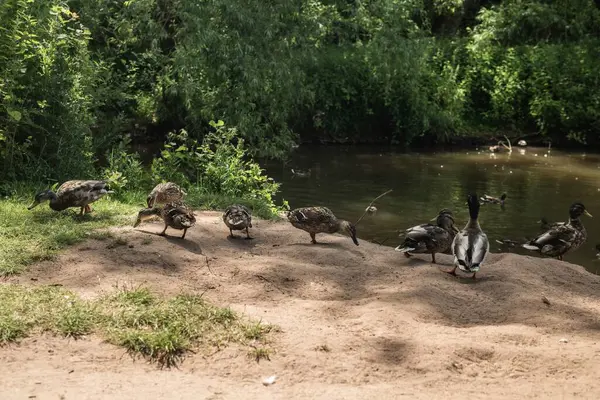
[0,285,274,368]
[248,346,272,362]
[0,189,138,275]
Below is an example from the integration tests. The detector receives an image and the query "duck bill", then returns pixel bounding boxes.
[585,210,593,217]
[27,200,40,210]
[133,218,141,228]
[351,235,359,246]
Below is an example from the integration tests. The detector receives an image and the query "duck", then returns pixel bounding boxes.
[538,217,564,231]
[147,182,187,208]
[287,206,358,246]
[223,204,253,239]
[522,202,592,260]
[27,180,113,215]
[134,201,196,239]
[446,194,489,280]
[480,193,507,206]
[395,209,459,263]
[291,168,311,178]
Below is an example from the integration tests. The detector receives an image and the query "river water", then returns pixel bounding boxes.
[264,145,600,273]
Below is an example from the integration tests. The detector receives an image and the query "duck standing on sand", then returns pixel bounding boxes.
[480,193,507,206]
[146,182,187,208]
[134,201,196,239]
[287,206,359,246]
[446,194,489,280]
[222,204,253,239]
[522,202,592,260]
[395,209,458,264]
[27,180,113,216]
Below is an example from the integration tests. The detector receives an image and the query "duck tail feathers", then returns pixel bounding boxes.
[394,245,415,253]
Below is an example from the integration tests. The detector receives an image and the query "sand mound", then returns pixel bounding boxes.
[3,211,600,399]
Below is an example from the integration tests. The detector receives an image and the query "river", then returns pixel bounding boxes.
[264,145,600,274]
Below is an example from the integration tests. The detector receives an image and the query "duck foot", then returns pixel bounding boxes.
[404,252,412,258]
[245,236,254,240]
[444,267,457,276]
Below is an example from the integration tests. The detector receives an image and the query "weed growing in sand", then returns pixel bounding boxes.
[0,285,274,368]
[248,346,272,362]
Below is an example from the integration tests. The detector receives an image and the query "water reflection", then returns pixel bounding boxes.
[264,146,600,274]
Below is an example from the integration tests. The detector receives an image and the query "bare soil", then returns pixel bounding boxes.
[3,211,600,399]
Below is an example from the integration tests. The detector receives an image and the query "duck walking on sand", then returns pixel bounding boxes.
[27,180,113,216]
[523,202,591,260]
[146,182,187,208]
[446,194,489,280]
[134,201,196,239]
[223,204,253,239]
[287,206,359,246]
[395,209,458,264]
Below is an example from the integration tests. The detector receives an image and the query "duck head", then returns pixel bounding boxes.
[340,220,359,246]
[27,189,56,210]
[134,207,161,227]
[466,194,481,220]
[569,202,592,219]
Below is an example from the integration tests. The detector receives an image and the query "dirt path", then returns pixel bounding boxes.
[3,211,600,399]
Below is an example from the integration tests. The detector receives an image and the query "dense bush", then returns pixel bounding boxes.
[2,0,600,184]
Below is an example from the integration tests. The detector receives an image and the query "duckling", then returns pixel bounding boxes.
[446,194,489,280]
[480,193,507,206]
[134,201,196,239]
[223,204,253,239]
[395,209,458,264]
[287,206,358,245]
[523,202,592,260]
[147,182,187,208]
[538,217,564,231]
[27,180,113,215]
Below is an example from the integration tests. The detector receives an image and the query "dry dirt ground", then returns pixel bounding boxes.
[3,211,600,399]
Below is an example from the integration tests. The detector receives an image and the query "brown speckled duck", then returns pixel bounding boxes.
[223,204,253,239]
[395,208,458,263]
[523,202,591,260]
[287,206,358,245]
[134,201,196,239]
[146,182,187,208]
[27,180,113,215]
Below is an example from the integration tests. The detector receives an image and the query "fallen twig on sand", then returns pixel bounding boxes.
[355,189,393,226]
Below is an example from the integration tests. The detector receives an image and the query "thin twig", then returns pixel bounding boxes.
[355,189,393,226]
[203,255,215,276]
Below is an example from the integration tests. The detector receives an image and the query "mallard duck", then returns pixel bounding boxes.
[147,182,187,208]
[523,202,592,260]
[27,180,113,215]
[134,201,196,239]
[395,209,458,263]
[223,204,253,239]
[538,217,564,231]
[480,193,507,205]
[446,194,489,280]
[287,206,358,246]
[291,168,311,178]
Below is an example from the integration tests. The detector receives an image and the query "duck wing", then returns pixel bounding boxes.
[288,207,335,224]
[453,230,489,271]
[524,224,578,254]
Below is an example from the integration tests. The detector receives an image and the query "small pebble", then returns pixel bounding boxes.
[559,338,568,343]
[262,375,278,386]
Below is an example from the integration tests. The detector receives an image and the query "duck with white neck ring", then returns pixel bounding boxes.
[445,194,489,280]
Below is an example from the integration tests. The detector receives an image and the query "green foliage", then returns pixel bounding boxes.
[152,120,287,215]
[102,135,149,194]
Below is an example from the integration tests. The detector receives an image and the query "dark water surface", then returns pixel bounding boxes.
[264,145,600,273]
